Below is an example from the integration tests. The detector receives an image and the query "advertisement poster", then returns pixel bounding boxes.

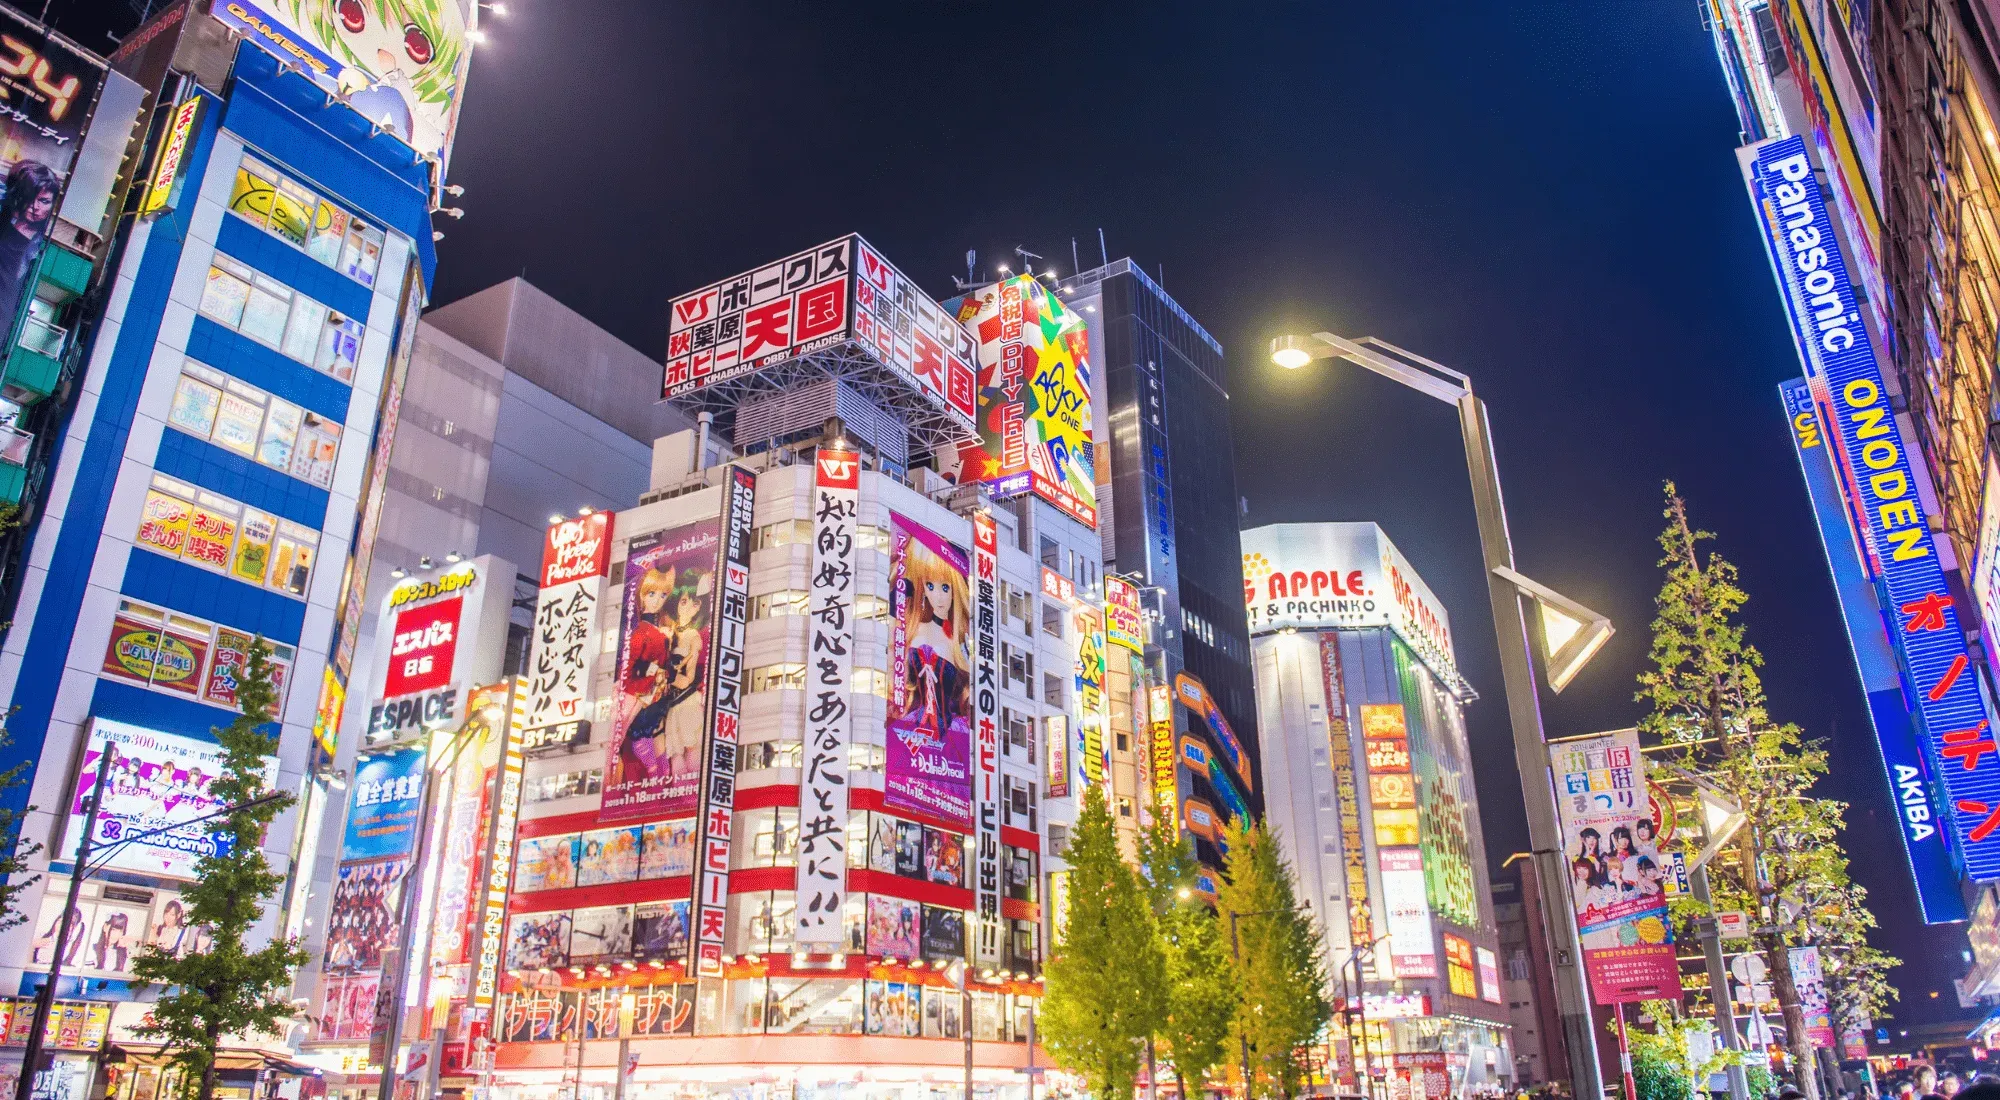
[1550,730,1678,1002]
[570,906,633,962]
[602,520,720,822]
[941,274,1098,527]
[886,513,974,827]
[514,833,578,893]
[795,449,858,945]
[1476,945,1503,1004]
[210,0,471,163]
[341,746,426,861]
[1391,1053,1450,1100]
[865,980,922,1037]
[577,826,641,886]
[866,895,921,958]
[1378,847,1437,978]
[506,911,572,970]
[383,595,462,698]
[1105,575,1144,652]
[1443,933,1478,998]
[634,900,691,957]
[522,512,614,733]
[1792,946,1836,1047]
[630,982,697,1036]
[970,511,1003,967]
[321,856,409,973]
[0,8,106,332]
[63,720,277,880]
[639,819,695,878]
[921,905,965,961]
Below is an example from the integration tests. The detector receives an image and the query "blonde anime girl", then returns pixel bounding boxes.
[899,543,970,732]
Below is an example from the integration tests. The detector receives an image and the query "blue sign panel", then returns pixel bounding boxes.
[341,745,426,861]
[1780,378,1966,920]
[1747,134,2000,882]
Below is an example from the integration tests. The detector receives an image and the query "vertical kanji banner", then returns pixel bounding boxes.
[692,467,756,974]
[795,448,859,945]
[971,510,1003,967]
[522,512,614,736]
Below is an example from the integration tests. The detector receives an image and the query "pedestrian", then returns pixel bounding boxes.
[1944,1075,1965,1099]
[1951,1082,2000,1100]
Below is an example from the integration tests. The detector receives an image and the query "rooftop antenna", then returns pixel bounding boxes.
[1098,228,1108,268]
[952,249,981,292]
[1014,245,1041,277]
[1071,238,1080,276]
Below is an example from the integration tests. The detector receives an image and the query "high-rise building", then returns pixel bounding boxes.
[1241,521,1512,1095]
[1491,854,1566,1088]
[1058,259,1258,873]
[0,4,480,1092]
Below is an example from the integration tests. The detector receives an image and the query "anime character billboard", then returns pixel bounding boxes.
[601,521,720,822]
[885,514,973,828]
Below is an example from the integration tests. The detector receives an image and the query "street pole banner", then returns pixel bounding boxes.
[1549,730,1679,1002]
[692,466,756,975]
[1791,946,1835,1047]
[971,510,1004,967]
[1745,134,2000,881]
[795,447,859,945]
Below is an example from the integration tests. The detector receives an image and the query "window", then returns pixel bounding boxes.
[738,740,803,772]
[753,519,813,550]
[1002,708,1031,756]
[198,255,363,382]
[167,360,342,488]
[1002,776,1037,830]
[1004,847,1037,902]
[853,668,890,698]
[1003,583,1031,629]
[1046,824,1069,859]
[856,594,890,622]
[1038,536,1059,569]
[1042,673,1064,707]
[748,663,806,693]
[1002,642,1027,687]
[527,768,601,804]
[136,474,319,598]
[751,590,808,619]
[855,526,892,554]
[101,597,295,711]
[1115,731,1130,753]
[1041,602,1064,637]
[850,741,886,773]
[1116,797,1134,819]
[227,153,387,286]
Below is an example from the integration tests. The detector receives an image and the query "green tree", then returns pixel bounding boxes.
[1042,788,1166,1100]
[0,723,42,932]
[1139,813,1234,1097]
[131,642,308,1100]
[1636,486,1887,1100]
[1217,821,1329,1100]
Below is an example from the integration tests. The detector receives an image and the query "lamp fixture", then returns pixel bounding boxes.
[444,550,462,564]
[1491,565,1614,694]
[418,555,433,570]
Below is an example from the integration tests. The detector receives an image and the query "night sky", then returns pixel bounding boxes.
[58,1,1968,1028]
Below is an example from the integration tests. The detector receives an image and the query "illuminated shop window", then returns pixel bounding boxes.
[855,593,890,622]
[750,589,807,619]
[525,767,601,804]
[736,739,802,772]
[99,597,294,711]
[767,977,862,1035]
[227,153,387,287]
[198,254,363,383]
[747,662,805,692]
[854,525,892,554]
[135,474,318,598]
[166,359,342,489]
[731,890,796,959]
[732,807,798,870]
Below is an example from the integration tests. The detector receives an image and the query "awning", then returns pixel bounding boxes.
[109,1044,323,1076]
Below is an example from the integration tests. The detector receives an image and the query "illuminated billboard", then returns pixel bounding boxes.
[940,275,1098,527]
[1746,135,2000,882]
[368,562,493,745]
[211,0,473,165]
[61,719,277,880]
[1241,522,1465,696]
[1782,378,1963,920]
[663,235,978,447]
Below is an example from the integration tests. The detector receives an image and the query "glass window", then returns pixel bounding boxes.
[855,526,892,554]
[340,221,385,286]
[749,663,805,693]
[280,297,326,364]
[306,202,349,267]
[133,475,316,599]
[239,274,293,347]
[198,260,250,328]
[751,590,808,619]
[855,594,890,622]
[853,668,889,698]
[100,596,294,712]
[754,519,813,550]
[197,254,364,383]
[167,364,223,438]
[230,153,389,288]
[316,313,363,382]
[258,398,301,470]
[292,412,341,486]
[270,521,318,597]
[768,977,861,1035]
[165,360,342,488]
[233,509,275,586]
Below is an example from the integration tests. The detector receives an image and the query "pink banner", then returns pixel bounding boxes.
[885,513,973,828]
[1550,730,1680,1003]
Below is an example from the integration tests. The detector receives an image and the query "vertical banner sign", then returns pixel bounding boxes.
[1074,607,1109,791]
[523,513,615,737]
[1104,575,1144,653]
[467,687,524,1058]
[796,448,859,945]
[1780,379,1964,921]
[693,467,756,974]
[1318,635,1373,951]
[1150,684,1176,815]
[1792,946,1836,1047]
[886,514,975,826]
[602,521,721,822]
[1549,730,1679,1002]
[971,511,1004,967]
[1745,134,2000,880]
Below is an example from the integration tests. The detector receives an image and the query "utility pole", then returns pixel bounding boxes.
[16,746,114,1100]
[1692,864,1751,1100]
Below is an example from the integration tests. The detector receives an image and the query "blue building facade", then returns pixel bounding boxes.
[0,16,458,1025]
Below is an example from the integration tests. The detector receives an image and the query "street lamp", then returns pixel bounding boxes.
[1269,332,1614,1100]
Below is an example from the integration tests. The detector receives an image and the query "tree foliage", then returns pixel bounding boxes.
[1041,788,1166,1100]
[1217,820,1329,1100]
[1636,486,1894,1100]
[0,722,41,933]
[131,642,308,1100]
[1139,812,1234,1096]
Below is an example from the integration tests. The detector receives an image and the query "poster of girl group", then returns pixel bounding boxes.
[886,514,974,827]
[603,521,721,821]
[1550,729,1678,1002]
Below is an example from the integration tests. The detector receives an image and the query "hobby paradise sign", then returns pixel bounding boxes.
[1745,134,2000,880]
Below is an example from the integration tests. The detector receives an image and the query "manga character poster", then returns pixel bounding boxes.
[602,521,721,822]
[1550,729,1678,1002]
[886,514,973,827]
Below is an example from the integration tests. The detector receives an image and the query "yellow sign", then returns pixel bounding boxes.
[140,95,203,219]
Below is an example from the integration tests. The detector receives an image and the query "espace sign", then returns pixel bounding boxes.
[369,564,488,743]
[1242,522,1465,692]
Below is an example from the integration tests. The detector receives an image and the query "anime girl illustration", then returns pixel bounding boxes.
[617,564,678,778]
[897,540,971,734]
[606,523,720,819]
[266,0,469,158]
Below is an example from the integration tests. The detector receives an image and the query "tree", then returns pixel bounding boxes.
[1042,788,1166,1100]
[131,642,308,1100]
[1636,485,1887,1100]
[1216,821,1329,1100]
[0,722,42,932]
[1139,812,1234,1097]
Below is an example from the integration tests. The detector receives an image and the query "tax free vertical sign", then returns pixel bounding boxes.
[1744,134,2000,880]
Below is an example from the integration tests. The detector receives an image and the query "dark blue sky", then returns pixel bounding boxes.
[60,0,1967,1026]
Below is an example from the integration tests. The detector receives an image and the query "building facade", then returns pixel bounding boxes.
[1242,522,1510,1096]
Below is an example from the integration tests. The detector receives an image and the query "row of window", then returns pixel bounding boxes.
[227,154,389,289]
[750,589,890,622]
[136,474,319,600]
[167,359,343,490]
[732,890,1039,975]
[747,663,889,697]
[754,519,892,555]
[526,766,601,805]
[100,597,295,712]
[199,254,364,384]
